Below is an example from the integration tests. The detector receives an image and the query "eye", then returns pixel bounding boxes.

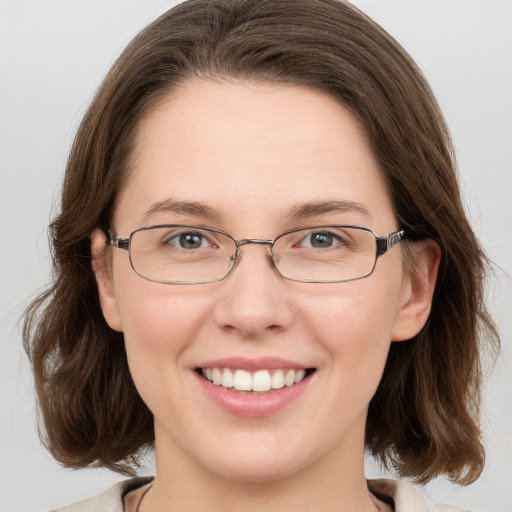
[166,231,212,250]
[299,230,344,249]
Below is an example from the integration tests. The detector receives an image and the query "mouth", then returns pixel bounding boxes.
[196,367,316,393]
[194,359,317,417]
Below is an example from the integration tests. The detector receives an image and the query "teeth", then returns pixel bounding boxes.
[284,369,295,387]
[233,369,252,391]
[252,370,272,392]
[294,369,306,384]
[271,370,285,389]
[201,367,308,392]
[212,368,222,385]
[221,368,234,388]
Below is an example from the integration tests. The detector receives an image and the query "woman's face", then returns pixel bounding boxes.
[96,79,422,483]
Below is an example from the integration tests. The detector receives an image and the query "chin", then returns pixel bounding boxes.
[206,458,304,485]
[183,436,307,484]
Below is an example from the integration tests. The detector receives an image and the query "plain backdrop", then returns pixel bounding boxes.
[1,1,511,511]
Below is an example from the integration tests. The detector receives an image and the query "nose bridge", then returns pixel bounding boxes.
[214,237,293,337]
[211,239,293,339]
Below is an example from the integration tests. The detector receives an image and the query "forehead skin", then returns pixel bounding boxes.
[114,78,396,236]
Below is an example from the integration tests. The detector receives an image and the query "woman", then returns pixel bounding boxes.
[23,0,499,510]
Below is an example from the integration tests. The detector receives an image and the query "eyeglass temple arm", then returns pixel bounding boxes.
[105,229,130,251]
[376,230,406,256]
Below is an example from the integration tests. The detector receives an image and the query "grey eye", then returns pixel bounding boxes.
[167,232,209,250]
[301,231,342,249]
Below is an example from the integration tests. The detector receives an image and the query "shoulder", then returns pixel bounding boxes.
[368,478,470,512]
[50,477,154,512]
[49,476,470,512]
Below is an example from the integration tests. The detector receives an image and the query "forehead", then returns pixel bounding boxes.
[114,78,395,234]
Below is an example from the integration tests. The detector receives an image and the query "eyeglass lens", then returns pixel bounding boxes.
[127,225,380,284]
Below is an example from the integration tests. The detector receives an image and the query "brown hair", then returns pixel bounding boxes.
[23,0,499,483]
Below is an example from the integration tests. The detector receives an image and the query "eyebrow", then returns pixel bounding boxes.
[284,200,371,222]
[142,198,370,225]
[142,198,222,222]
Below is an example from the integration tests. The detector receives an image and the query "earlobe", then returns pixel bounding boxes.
[91,228,123,332]
[391,239,441,342]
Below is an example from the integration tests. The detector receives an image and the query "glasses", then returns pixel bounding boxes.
[107,224,405,284]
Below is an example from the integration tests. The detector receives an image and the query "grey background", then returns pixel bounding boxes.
[1,1,511,510]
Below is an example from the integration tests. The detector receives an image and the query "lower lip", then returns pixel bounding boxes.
[195,372,313,418]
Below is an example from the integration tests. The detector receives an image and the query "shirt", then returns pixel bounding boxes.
[51,476,468,511]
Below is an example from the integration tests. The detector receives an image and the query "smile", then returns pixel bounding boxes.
[195,360,316,417]
[200,367,310,393]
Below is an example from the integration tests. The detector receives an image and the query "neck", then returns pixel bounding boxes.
[143,423,379,512]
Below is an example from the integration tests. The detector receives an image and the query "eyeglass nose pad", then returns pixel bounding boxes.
[229,247,241,266]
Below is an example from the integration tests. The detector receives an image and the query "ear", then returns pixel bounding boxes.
[91,228,123,332]
[391,239,441,342]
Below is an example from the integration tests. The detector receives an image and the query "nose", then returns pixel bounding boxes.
[212,243,295,338]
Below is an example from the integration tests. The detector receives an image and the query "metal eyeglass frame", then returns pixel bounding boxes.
[106,225,406,284]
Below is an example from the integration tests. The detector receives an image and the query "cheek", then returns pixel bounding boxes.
[304,276,403,381]
[114,279,212,382]
[284,282,402,457]
[116,286,220,434]
[309,279,400,341]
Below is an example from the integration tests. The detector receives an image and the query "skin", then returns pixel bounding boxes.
[92,79,439,512]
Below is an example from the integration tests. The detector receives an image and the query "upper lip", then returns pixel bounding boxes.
[195,356,311,371]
